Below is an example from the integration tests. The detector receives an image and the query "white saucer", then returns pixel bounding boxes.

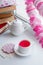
[14,45,31,57]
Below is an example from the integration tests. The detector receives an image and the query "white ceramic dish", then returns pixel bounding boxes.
[14,45,31,56]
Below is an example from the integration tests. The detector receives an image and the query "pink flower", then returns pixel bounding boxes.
[30,17,41,28]
[25,0,33,5]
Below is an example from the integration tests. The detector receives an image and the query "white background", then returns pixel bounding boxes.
[0,0,43,65]
[16,0,29,20]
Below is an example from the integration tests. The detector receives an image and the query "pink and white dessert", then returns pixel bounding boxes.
[2,43,15,54]
[0,0,15,8]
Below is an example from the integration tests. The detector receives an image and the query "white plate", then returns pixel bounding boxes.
[14,45,31,57]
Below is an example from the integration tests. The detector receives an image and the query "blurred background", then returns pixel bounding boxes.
[16,0,29,20]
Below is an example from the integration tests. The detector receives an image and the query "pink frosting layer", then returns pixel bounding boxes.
[25,0,33,5]
[37,2,43,9]
[0,0,15,7]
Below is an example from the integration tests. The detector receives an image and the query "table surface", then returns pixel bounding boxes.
[0,0,43,65]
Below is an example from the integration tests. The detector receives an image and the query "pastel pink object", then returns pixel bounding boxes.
[37,2,43,16]
[26,2,35,12]
[27,9,39,17]
[26,2,39,17]
[30,17,41,29]
[39,37,43,47]
[0,0,15,8]
[29,17,43,47]
[25,0,33,5]
[2,44,15,54]
[33,0,38,6]
[33,0,43,16]
[26,0,43,47]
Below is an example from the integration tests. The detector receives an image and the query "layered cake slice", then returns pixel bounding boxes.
[0,5,16,13]
[0,15,16,24]
[0,15,16,34]
[0,12,13,19]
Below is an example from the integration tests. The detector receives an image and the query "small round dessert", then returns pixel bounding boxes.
[2,43,15,54]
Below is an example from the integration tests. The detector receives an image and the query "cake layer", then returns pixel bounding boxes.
[0,12,13,19]
[0,5,16,13]
[0,15,16,24]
